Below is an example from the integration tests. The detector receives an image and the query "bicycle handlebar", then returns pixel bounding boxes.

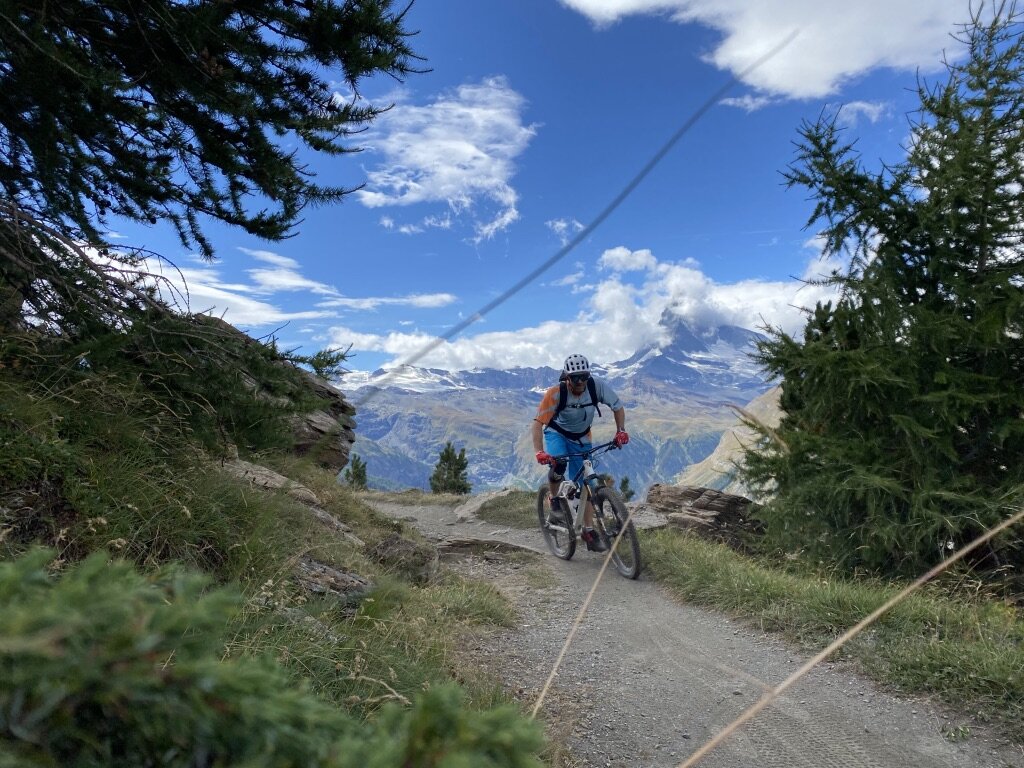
[546,440,621,462]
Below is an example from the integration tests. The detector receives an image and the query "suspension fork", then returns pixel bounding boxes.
[576,457,600,532]
[576,481,590,534]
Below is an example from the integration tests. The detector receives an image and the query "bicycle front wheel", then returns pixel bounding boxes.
[594,487,641,579]
[536,484,575,560]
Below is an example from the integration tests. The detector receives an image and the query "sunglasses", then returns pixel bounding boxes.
[568,374,589,384]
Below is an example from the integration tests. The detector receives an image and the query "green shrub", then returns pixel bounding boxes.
[0,550,544,767]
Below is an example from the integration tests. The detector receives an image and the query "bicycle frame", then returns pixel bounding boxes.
[538,439,641,579]
[548,441,619,536]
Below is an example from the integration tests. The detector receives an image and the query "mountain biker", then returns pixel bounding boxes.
[532,353,629,552]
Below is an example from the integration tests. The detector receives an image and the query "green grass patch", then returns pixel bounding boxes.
[644,528,1024,741]
[477,491,537,529]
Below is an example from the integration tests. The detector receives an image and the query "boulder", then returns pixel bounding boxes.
[369,532,440,584]
[221,458,320,506]
[296,556,372,603]
[645,484,763,551]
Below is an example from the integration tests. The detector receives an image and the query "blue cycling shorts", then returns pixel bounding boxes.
[543,430,591,486]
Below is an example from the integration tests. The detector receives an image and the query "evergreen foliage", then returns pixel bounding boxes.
[430,442,471,495]
[0,550,543,767]
[0,0,419,255]
[741,5,1024,576]
[619,476,636,502]
[345,454,369,490]
[0,0,422,341]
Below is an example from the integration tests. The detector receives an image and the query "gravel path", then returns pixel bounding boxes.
[365,496,1024,768]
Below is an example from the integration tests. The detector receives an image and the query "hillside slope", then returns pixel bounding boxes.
[674,385,782,497]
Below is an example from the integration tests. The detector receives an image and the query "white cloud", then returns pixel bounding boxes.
[235,247,338,295]
[720,93,776,112]
[598,245,657,272]
[246,268,338,295]
[559,1,961,99]
[549,270,585,287]
[836,100,889,126]
[335,244,840,371]
[546,217,585,245]
[148,263,336,326]
[239,248,301,269]
[356,77,537,242]
[423,213,453,230]
[127,248,458,328]
[317,293,458,311]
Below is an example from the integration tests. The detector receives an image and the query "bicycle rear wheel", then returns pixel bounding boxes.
[594,487,641,579]
[536,484,576,560]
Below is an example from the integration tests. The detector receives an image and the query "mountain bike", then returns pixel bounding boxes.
[536,441,641,579]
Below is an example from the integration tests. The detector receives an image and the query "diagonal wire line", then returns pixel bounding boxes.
[354,29,799,410]
[530,499,641,719]
[675,505,1024,768]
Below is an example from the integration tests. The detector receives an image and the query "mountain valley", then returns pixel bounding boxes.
[341,316,775,495]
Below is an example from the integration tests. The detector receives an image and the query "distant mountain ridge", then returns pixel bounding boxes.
[340,316,773,494]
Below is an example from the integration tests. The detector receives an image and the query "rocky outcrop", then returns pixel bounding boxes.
[193,313,356,472]
[296,557,372,606]
[220,458,321,505]
[289,368,357,472]
[644,484,763,551]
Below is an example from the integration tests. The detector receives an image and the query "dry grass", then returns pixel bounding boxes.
[357,488,469,507]
[476,490,538,529]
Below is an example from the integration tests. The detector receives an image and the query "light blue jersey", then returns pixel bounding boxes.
[535,377,621,440]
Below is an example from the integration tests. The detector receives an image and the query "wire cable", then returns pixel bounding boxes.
[354,30,799,409]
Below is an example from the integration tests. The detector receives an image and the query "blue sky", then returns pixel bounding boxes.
[120,0,968,375]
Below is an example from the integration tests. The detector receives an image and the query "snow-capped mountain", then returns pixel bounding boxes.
[339,317,772,494]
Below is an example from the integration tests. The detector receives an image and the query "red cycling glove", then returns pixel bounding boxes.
[535,451,553,465]
[614,430,629,447]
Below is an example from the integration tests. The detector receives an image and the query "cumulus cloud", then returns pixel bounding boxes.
[559,0,961,99]
[598,246,657,272]
[356,77,537,242]
[333,244,840,371]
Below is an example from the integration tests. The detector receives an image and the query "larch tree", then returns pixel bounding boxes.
[741,2,1024,576]
[0,0,421,336]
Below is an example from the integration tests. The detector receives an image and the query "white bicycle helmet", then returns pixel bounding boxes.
[562,353,591,375]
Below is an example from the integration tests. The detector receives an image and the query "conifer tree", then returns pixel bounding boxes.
[0,0,421,336]
[742,4,1024,576]
[345,454,368,490]
[430,442,471,495]
[618,476,636,502]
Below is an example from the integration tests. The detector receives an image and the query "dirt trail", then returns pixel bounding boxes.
[365,496,1023,768]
